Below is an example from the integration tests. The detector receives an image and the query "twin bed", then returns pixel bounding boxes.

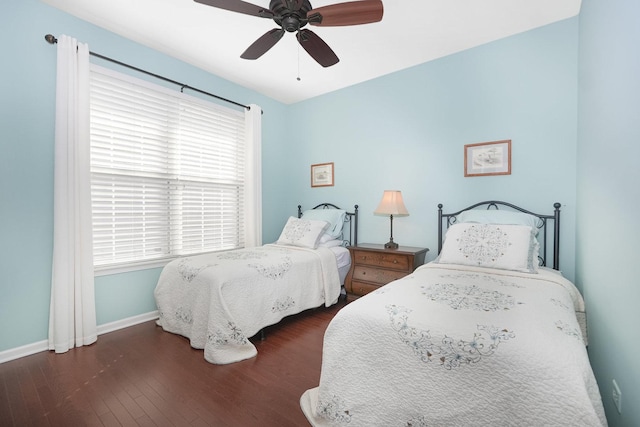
[153,199,606,425]
[301,201,607,426]
[154,203,357,365]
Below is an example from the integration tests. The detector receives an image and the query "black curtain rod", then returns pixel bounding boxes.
[45,34,252,112]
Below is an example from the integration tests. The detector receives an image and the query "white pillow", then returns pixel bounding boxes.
[457,209,540,234]
[318,239,344,248]
[276,216,330,249]
[318,233,334,244]
[436,223,539,273]
[301,209,346,239]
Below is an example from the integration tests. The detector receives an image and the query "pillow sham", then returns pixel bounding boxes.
[436,223,539,273]
[301,209,346,239]
[457,209,540,234]
[276,216,329,249]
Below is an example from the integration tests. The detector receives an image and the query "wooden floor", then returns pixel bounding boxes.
[0,300,348,426]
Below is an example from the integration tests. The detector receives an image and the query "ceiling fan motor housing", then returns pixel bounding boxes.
[270,0,313,32]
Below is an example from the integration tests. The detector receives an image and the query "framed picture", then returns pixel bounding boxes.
[311,162,334,187]
[464,140,511,177]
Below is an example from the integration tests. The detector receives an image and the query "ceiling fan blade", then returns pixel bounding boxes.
[296,29,339,67]
[241,29,285,59]
[308,0,383,26]
[194,0,274,19]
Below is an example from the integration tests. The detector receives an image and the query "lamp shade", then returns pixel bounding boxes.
[374,190,409,217]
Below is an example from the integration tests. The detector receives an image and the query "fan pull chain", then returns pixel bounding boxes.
[297,42,301,81]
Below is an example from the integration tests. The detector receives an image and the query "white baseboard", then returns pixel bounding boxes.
[97,310,159,335]
[0,310,159,365]
[0,340,49,365]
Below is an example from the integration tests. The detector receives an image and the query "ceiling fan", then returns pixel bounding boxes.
[194,0,384,67]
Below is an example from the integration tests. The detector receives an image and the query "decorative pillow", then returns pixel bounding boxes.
[436,223,539,273]
[276,216,330,249]
[457,209,541,234]
[301,209,346,239]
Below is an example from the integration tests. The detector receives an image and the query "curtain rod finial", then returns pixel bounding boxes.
[45,34,57,44]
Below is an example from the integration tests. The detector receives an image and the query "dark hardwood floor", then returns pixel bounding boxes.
[0,300,348,426]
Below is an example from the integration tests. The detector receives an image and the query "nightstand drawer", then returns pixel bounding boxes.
[350,280,382,296]
[352,250,410,271]
[353,265,408,285]
[345,244,429,299]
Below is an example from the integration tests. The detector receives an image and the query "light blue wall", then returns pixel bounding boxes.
[272,18,579,282]
[2,2,585,401]
[577,1,640,426]
[0,0,288,351]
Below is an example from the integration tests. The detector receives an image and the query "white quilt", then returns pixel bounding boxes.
[301,263,607,426]
[155,244,341,364]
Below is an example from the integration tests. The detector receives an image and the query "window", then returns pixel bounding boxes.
[90,65,248,272]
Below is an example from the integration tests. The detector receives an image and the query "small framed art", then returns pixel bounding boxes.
[311,162,334,187]
[464,140,511,177]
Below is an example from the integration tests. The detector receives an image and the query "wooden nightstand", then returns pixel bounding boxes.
[345,244,429,298]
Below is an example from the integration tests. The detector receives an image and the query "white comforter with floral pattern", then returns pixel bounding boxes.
[155,244,341,364]
[301,263,607,426]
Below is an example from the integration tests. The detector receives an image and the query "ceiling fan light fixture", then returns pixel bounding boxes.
[282,16,301,32]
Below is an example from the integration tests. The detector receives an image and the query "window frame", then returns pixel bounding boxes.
[89,64,249,276]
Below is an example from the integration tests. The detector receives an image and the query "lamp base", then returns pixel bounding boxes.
[384,240,399,249]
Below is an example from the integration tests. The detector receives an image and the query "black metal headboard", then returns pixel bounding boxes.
[298,203,359,246]
[437,201,561,270]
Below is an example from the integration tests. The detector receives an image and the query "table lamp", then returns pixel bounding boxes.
[374,190,409,249]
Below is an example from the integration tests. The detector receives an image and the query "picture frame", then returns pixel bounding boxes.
[311,162,334,187]
[464,140,511,177]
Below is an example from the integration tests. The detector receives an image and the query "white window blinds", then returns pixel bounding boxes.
[89,65,246,270]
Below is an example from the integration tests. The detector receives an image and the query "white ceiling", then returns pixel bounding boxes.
[43,0,581,104]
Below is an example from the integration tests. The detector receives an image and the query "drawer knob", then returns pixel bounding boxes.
[393,259,398,264]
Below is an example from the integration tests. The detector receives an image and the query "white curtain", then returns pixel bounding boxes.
[48,35,97,353]
[244,104,263,248]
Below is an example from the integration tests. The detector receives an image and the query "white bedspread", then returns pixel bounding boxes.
[155,244,341,364]
[301,263,607,426]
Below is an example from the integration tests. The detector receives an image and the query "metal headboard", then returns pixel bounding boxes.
[437,201,561,270]
[298,203,359,246]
